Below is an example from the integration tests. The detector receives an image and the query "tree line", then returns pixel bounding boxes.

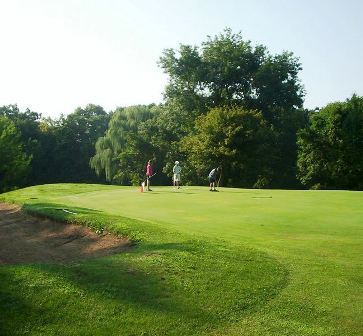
[0,104,110,192]
[1,29,362,192]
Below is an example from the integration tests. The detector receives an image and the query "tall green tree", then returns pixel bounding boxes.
[159,28,304,122]
[0,105,41,148]
[0,105,44,185]
[159,29,306,187]
[31,117,60,184]
[0,116,31,192]
[54,104,111,182]
[182,106,275,187]
[297,94,363,190]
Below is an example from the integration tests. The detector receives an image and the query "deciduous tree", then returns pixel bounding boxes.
[182,106,274,187]
[0,116,31,192]
[297,94,363,190]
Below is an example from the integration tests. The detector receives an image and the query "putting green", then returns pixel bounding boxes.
[59,186,362,254]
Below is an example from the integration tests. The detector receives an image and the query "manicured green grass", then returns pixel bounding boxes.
[1,184,362,335]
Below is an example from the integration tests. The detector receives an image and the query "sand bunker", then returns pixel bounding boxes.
[0,203,131,265]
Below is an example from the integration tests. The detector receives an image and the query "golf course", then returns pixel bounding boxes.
[0,183,362,335]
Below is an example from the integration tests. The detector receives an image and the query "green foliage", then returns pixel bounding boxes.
[90,105,158,185]
[54,104,111,182]
[0,116,31,192]
[0,105,43,185]
[158,28,306,187]
[159,28,304,123]
[0,104,111,189]
[297,94,363,189]
[0,105,41,149]
[182,106,274,187]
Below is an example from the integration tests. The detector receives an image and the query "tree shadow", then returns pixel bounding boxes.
[0,269,51,336]
[22,202,103,217]
[18,240,288,333]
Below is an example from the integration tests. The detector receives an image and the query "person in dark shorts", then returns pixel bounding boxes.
[208,167,221,191]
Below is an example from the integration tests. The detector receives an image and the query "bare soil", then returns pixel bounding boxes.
[0,203,132,265]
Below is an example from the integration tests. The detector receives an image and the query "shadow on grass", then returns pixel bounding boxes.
[0,269,52,336]
[1,239,289,335]
[23,202,103,218]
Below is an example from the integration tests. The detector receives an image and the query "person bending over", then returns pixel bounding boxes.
[208,167,221,191]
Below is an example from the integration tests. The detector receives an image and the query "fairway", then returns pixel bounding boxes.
[0,184,362,336]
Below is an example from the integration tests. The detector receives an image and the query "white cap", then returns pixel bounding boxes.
[175,161,179,164]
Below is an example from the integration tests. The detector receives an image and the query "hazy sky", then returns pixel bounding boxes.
[1,0,362,118]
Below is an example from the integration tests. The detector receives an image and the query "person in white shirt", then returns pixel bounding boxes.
[208,167,221,191]
[173,161,182,189]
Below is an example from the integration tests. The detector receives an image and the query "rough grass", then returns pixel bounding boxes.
[0,184,362,336]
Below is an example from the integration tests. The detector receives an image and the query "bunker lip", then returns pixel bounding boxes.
[0,203,132,265]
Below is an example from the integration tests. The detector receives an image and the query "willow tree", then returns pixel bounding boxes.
[90,105,156,185]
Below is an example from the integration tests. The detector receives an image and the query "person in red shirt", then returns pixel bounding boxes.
[146,160,153,191]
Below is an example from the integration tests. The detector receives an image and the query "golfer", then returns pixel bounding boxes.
[146,160,153,191]
[208,167,221,191]
[173,161,182,189]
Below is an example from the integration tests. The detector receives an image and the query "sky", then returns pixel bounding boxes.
[0,0,362,118]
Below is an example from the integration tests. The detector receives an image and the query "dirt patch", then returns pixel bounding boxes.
[0,203,132,265]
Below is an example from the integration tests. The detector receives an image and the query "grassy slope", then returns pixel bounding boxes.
[0,184,362,336]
